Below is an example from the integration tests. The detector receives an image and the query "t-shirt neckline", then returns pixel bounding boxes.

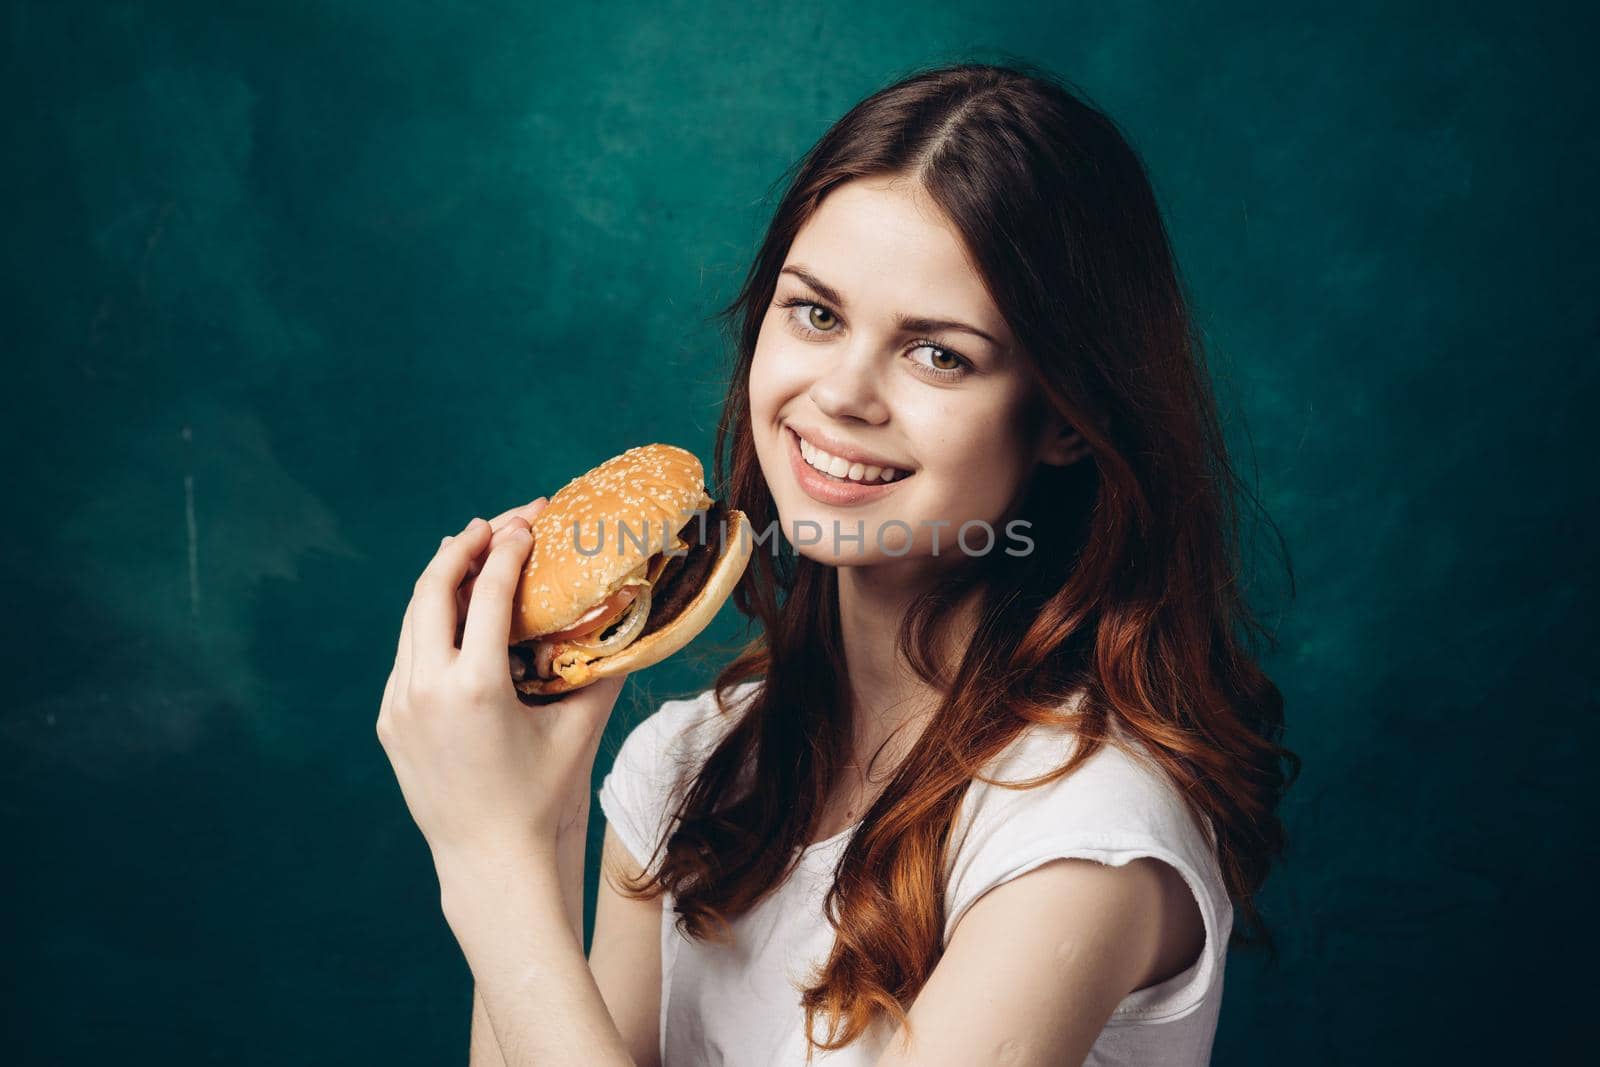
[801,818,862,853]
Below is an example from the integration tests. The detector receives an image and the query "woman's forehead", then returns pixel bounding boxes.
[786,181,1008,346]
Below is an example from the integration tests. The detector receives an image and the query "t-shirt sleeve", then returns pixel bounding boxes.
[596,682,756,875]
[942,729,1235,1024]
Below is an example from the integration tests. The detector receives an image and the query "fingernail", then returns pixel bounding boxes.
[463,516,487,535]
[440,535,452,547]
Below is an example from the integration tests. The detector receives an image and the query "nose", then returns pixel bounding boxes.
[807,343,889,425]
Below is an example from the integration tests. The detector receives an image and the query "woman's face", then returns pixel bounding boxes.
[748,174,1072,569]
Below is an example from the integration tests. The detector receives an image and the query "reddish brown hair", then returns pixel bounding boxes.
[613,59,1299,1057]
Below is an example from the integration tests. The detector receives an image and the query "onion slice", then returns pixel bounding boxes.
[564,582,652,656]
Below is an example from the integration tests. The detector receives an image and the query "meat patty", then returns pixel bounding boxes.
[638,498,725,641]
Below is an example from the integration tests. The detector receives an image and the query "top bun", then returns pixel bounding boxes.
[510,443,712,642]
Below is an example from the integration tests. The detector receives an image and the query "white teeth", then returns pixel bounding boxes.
[796,432,907,484]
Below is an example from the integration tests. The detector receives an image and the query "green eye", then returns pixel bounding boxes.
[776,297,841,336]
[775,295,971,381]
[807,305,838,331]
[908,343,970,379]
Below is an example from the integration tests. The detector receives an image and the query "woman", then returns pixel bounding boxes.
[378,61,1298,1066]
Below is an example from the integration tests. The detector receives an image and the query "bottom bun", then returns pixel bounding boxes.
[518,508,754,698]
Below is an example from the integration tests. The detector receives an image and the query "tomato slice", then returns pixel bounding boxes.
[541,585,640,642]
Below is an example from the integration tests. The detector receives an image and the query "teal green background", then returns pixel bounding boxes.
[4,1,1594,1062]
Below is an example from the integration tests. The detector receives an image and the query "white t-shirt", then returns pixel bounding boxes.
[596,680,1233,1066]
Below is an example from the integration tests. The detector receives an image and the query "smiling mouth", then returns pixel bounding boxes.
[789,427,911,485]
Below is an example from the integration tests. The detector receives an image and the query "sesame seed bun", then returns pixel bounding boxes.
[510,443,712,641]
[505,443,754,697]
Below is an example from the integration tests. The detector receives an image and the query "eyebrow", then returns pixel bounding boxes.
[778,265,1003,348]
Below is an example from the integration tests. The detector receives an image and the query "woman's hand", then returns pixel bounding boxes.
[376,499,627,871]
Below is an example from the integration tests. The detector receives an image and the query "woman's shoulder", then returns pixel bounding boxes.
[959,705,1219,856]
[946,691,1231,930]
[942,693,1236,1022]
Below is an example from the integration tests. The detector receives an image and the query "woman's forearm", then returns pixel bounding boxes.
[467,808,590,1065]
[555,799,591,949]
[470,986,508,1067]
[440,841,631,1066]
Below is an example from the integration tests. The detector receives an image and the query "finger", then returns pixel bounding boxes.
[468,512,528,581]
[453,542,502,642]
[460,520,535,669]
[429,502,549,655]
[483,499,553,534]
[452,501,542,644]
[410,517,494,673]
[408,526,486,665]
[452,524,516,646]
[454,499,545,606]
[488,496,548,531]
[404,530,458,667]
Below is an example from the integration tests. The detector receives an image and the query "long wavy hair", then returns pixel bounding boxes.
[613,59,1300,1057]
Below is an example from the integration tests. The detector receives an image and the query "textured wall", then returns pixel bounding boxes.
[4,1,1593,1062]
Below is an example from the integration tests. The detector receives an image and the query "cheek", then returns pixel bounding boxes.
[748,330,810,420]
[747,343,777,421]
[932,448,1015,515]
[913,403,1034,517]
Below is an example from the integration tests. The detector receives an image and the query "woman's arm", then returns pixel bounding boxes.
[587,825,665,1067]
[470,986,507,1066]
[466,815,592,1066]
[440,834,633,1066]
[375,506,636,1066]
[870,856,1200,1067]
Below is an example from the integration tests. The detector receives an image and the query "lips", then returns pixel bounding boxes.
[783,425,911,507]
[798,438,907,484]
[788,426,910,479]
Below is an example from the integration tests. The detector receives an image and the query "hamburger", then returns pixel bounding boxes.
[506,443,752,696]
